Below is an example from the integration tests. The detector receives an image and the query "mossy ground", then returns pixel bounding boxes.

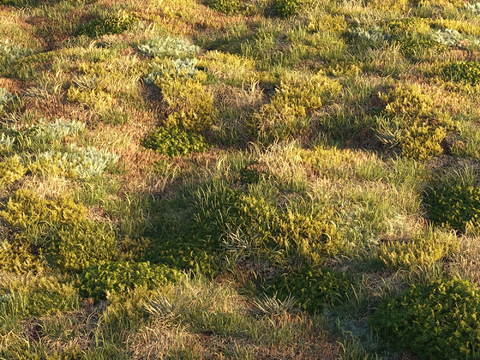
[0,0,480,358]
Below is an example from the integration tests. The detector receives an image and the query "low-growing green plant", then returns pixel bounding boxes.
[444,61,480,86]
[79,261,183,301]
[247,73,341,142]
[142,127,210,156]
[1,275,80,318]
[424,182,480,231]
[48,222,118,273]
[75,10,138,38]
[208,0,243,15]
[30,145,119,179]
[138,36,199,58]
[379,228,457,270]
[0,156,26,187]
[0,239,44,274]
[0,189,87,230]
[400,123,446,160]
[276,0,306,17]
[267,266,352,312]
[370,278,480,359]
[156,73,215,132]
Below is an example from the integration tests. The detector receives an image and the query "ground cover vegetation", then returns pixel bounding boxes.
[0,0,480,358]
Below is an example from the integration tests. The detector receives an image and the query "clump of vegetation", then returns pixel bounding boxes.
[138,36,199,58]
[0,189,118,272]
[48,222,118,272]
[30,145,119,179]
[208,0,243,14]
[0,155,26,187]
[79,261,183,301]
[268,266,352,312]
[0,239,44,274]
[142,127,210,156]
[276,0,308,17]
[444,61,480,86]
[156,73,215,132]
[1,275,80,317]
[378,84,456,160]
[400,123,446,161]
[379,228,457,270]
[76,10,138,38]
[424,182,480,231]
[248,73,341,142]
[370,278,480,359]
[0,189,87,230]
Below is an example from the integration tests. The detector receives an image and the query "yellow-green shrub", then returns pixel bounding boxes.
[379,228,457,270]
[380,83,434,121]
[66,87,115,111]
[248,74,341,142]
[197,51,256,83]
[400,123,446,160]
[156,74,214,132]
[0,239,44,274]
[0,275,80,317]
[307,14,347,33]
[48,222,117,273]
[0,156,25,187]
[0,189,87,230]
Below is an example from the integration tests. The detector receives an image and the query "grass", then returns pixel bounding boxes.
[1,0,480,358]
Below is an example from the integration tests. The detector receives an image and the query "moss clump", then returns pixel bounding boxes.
[268,266,352,312]
[79,261,183,301]
[66,87,115,111]
[142,127,210,157]
[48,222,117,273]
[444,61,480,86]
[370,278,480,359]
[379,228,457,270]
[424,183,480,231]
[75,10,138,38]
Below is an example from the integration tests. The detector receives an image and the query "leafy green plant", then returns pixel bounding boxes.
[248,73,341,143]
[370,278,480,359]
[379,228,457,270]
[0,189,87,230]
[424,183,480,231]
[0,156,26,187]
[142,127,210,156]
[48,222,118,273]
[209,0,243,14]
[75,10,138,38]
[276,0,305,17]
[400,123,446,160]
[138,36,199,58]
[0,276,80,318]
[444,61,480,86]
[156,74,215,132]
[267,266,352,312]
[79,261,183,301]
[30,145,120,179]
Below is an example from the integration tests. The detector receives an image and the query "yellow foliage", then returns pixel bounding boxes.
[66,87,115,111]
[379,228,457,270]
[307,14,348,33]
[0,156,26,187]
